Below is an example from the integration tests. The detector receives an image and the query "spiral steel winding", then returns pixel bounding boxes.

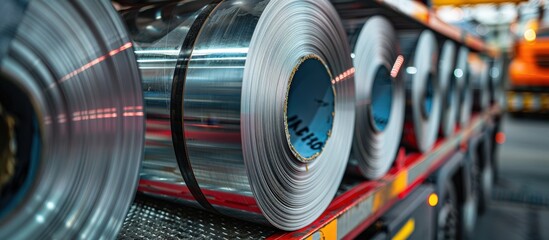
[438,40,458,137]
[334,12,405,179]
[399,30,442,153]
[457,46,473,128]
[489,55,505,108]
[0,0,144,238]
[123,0,355,230]
[472,54,490,112]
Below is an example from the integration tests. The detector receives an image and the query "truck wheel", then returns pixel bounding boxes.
[437,181,459,240]
[470,145,481,216]
[462,138,480,237]
[478,139,493,214]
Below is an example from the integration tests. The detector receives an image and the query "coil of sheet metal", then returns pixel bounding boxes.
[489,55,505,108]
[457,46,473,128]
[438,40,458,137]
[334,13,404,179]
[0,0,145,239]
[122,0,355,230]
[471,54,490,112]
[399,30,441,153]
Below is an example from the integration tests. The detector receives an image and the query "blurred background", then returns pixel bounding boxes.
[434,0,549,238]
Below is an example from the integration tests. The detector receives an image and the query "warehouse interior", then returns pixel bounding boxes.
[0,0,548,239]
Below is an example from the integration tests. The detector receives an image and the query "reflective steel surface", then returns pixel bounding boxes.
[472,54,491,112]
[122,0,212,189]
[439,40,458,137]
[125,0,356,230]
[457,46,473,127]
[399,30,442,153]
[0,0,144,238]
[489,55,505,108]
[335,12,405,180]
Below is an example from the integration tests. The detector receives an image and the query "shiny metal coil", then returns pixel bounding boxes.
[337,14,405,179]
[399,30,442,153]
[438,40,458,137]
[472,54,490,112]
[123,0,355,230]
[457,46,472,128]
[0,0,144,238]
[489,55,505,108]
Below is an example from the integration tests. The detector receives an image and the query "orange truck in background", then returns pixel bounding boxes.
[508,22,549,113]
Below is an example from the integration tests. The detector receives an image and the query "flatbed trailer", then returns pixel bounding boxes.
[119,106,501,239]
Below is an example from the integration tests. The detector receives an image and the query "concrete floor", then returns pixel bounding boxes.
[473,115,549,240]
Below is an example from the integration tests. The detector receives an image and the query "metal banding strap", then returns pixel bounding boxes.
[170,0,223,213]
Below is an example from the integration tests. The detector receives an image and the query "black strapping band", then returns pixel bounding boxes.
[170,0,223,213]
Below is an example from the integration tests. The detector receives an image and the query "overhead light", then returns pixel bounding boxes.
[524,29,536,42]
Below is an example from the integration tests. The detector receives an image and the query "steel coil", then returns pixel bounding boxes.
[337,15,404,179]
[0,0,144,239]
[438,40,458,137]
[471,54,490,112]
[124,0,355,230]
[457,46,472,128]
[489,55,505,108]
[399,30,442,153]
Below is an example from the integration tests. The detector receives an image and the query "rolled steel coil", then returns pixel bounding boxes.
[471,54,490,112]
[457,46,472,128]
[399,30,442,153]
[336,14,405,179]
[0,0,144,238]
[438,40,458,137]
[123,0,355,230]
[489,55,505,108]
